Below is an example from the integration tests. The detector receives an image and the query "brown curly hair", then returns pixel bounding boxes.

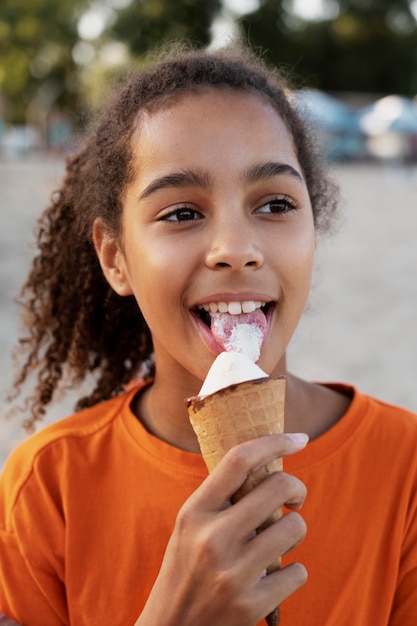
[11,40,339,431]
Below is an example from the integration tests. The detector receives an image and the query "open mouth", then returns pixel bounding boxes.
[195,301,273,328]
[193,300,274,360]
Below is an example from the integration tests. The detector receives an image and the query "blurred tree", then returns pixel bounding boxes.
[238,0,417,95]
[0,0,222,125]
[0,0,91,124]
[111,0,222,56]
[1,0,416,128]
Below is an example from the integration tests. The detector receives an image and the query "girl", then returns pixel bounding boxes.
[1,42,416,626]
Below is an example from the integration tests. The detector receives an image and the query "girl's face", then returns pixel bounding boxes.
[107,88,315,387]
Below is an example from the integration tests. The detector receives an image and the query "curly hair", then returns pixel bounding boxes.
[11,40,339,431]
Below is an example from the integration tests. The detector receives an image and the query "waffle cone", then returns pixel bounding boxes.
[186,376,285,553]
[186,376,285,626]
[186,376,285,467]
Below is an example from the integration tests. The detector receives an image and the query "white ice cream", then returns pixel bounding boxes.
[198,351,268,396]
[223,323,264,362]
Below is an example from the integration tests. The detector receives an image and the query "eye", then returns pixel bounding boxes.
[256,196,298,215]
[160,205,203,222]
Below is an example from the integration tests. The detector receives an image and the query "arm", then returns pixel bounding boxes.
[135,433,308,626]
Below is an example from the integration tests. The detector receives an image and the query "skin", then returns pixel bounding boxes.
[93,88,350,625]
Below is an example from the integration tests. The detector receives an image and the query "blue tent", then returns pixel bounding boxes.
[295,88,361,132]
[294,88,364,160]
[358,95,417,135]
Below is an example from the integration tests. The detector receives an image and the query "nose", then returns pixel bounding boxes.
[205,218,264,271]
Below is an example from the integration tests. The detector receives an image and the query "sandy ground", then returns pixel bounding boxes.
[0,156,416,468]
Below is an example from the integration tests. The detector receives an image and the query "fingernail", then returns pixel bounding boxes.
[286,433,309,446]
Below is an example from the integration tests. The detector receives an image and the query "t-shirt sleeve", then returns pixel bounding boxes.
[0,445,68,626]
[389,488,417,625]
[0,528,66,626]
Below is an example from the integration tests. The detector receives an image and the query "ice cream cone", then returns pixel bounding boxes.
[186,376,285,626]
[186,375,285,543]
[187,375,284,464]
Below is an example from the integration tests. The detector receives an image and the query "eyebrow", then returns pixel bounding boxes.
[139,169,211,200]
[138,161,303,201]
[243,161,304,185]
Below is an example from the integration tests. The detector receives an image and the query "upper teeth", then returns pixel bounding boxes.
[198,301,264,315]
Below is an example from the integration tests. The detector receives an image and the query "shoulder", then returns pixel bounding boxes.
[8,389,132,459]
[286,376,417,442]
[291,383,417,496]
[344,384,417,431]
[0,387,140,523]
[364,391,417,453]
[331,383,417,460]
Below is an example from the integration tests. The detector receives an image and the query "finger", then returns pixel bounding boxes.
[258,561,308,611]
[243,511,307,576]
[225,472,307,541]
[192,433,308,511]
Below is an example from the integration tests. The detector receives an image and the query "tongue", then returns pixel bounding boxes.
[210,309,267,362]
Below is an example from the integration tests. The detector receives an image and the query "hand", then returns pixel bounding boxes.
[136,433,308,626]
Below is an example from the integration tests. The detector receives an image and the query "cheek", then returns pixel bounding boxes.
[124,241,186,324]
[298,237,316,284]
[276,239,315,329]
[281,226,316,287]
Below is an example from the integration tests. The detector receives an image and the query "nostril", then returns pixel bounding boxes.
[206,241,263,270]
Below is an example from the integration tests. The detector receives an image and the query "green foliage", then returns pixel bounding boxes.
[0,0,89,123]
[111,0,222,55]
[239,0,417,95]
[0,0,222,124]
[0,0,416,126]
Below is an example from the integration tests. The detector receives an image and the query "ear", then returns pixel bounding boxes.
[92,218,133,296]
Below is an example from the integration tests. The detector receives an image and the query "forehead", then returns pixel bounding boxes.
[137,87,295,145]
[131,88,301,177]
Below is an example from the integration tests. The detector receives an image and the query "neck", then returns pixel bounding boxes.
[133,374,203,453]
[284,372,351,439]
[131,356,351,451]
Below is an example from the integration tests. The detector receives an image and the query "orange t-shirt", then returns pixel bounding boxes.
[0,383,417,625]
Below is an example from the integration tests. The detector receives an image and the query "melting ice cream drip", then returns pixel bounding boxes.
[210,308,266,363]
[224,323,264,362]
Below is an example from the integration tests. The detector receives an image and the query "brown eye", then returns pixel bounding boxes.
[162,207,203,222]
[256,196,298,215]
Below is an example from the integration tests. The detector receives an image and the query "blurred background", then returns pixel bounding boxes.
[2,0,417,160]
[1,0,417,466]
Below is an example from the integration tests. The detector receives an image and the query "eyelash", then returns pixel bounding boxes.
[159,195,299,223]
[256,196,299,215]
[160,205,202,223]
